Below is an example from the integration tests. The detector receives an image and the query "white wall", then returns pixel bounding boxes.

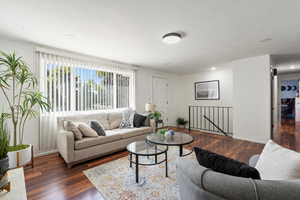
[175,55,271,144]
[177,66,234,119]
[233,55,271,143]
[135,67,179,126]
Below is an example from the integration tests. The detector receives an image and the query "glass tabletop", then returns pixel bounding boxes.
[146,132,194,146]
[126,141,167,156]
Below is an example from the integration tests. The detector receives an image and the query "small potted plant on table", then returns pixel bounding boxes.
[0,52,50,168]
[149,111,162,131]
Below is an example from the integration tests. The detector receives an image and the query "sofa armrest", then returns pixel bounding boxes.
[176,158,259,200]
[57,130,75,164]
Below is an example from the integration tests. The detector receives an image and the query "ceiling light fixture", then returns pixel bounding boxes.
[211,67,216,71]
[162,32,182,44]
[290,65,296,69]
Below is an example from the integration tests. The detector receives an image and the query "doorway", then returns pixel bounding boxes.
[272,71,300,151]
[280,80,298,121]
[152,76,168,123]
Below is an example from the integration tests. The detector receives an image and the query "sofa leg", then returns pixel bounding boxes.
[67,163,73,168]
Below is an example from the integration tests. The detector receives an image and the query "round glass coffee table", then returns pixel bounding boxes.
[146,132,194,157]
[126,141,168,184]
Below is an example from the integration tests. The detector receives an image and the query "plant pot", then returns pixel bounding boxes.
[0,156,9,176]
[177,125,186,129]
[8,144,32,169]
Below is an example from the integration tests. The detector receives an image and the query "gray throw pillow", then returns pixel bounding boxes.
[90,120,106,136]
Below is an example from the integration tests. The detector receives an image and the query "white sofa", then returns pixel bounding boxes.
[57,110,154,167]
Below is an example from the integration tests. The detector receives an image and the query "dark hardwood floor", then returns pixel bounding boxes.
[24,127,266,200]
[273,119,300,152]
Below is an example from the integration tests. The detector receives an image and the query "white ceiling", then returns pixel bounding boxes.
[1,0,300,74]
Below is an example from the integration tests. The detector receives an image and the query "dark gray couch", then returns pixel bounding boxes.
[176,155,300,200]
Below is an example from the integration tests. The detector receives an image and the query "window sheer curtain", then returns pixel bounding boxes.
[37,50,136,153]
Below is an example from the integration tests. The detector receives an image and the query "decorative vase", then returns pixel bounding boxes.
[165,130,172,139]
[8,144,32,169]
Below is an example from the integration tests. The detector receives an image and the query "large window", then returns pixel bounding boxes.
[40,52,135,113]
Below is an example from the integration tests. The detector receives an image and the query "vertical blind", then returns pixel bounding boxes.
[40,54,135,112]
[38,50,136,153]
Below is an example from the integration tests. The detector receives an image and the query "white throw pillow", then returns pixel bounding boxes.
[120,108,135,128]
[256,140,300,180]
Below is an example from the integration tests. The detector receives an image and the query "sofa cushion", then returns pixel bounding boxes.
[256,140,300,180]
[105,127,152,139]
[194,147,261,180]
[75,132,123,150]
[108,111,123,129]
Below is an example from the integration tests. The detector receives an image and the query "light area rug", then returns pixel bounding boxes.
[84,146,195,200]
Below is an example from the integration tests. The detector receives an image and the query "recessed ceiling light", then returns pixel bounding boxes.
[211,67,216,71]
[162,32,182,44]
[290,65,296,69]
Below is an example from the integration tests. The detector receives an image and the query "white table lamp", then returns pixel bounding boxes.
[145,103,156,112]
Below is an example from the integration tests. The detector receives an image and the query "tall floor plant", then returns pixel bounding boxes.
[0,51,49,150]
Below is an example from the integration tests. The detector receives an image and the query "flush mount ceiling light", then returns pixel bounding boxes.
[211,67,216,71]
[290,65,296,69]
[162,32,182,44]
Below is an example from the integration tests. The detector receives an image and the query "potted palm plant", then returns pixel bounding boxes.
[0,52,49,168]
[0,113,10,191]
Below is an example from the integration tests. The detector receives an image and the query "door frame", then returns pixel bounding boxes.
[151,75,169,122]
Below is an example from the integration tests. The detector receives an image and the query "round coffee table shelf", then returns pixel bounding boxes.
[126,141,168,183]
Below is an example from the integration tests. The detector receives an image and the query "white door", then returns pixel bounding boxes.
[152,76,168,123]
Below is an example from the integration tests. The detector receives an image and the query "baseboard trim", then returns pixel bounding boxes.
[35,149,58,157]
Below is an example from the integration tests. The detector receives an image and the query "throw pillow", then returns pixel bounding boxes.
[194,147,261,179]
[78,123,98,137]
[66,121,83,140]
[90,120,106,136]
[120,119,132,128]
[256,140,300,180]
[133,113,147,128]
[119,108,135,128]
